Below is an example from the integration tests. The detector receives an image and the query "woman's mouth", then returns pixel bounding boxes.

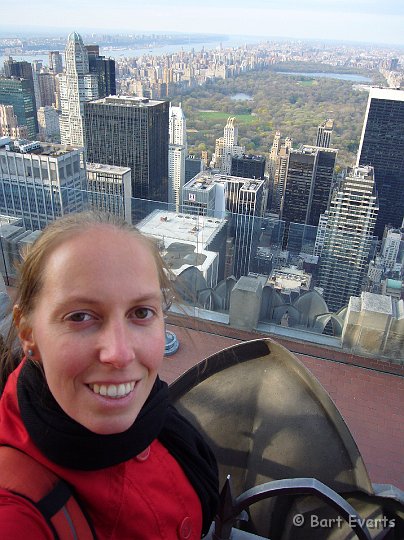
[88,381,136,399]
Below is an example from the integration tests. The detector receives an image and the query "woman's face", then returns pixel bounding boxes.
[18,226,166,435]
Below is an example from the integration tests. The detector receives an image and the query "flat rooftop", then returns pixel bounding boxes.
[268,266,311,290]
[137,210,226,248]
[163,242,217,276]
[86,162,131,175]
[297,144,338,155]
[184,171,264,193]
[232,153,265,162]
[0,138,81,157]
[88,95,166,107]
[0,215,21,227]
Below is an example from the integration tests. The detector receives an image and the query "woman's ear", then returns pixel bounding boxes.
[13,305,35,354]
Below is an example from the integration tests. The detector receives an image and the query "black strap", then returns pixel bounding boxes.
[0,445,96,540]
[36,480,72,520]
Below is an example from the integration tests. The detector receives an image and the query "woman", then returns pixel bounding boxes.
[0,211,218,539]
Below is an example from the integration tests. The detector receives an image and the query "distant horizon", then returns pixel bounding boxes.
[1,29,404,51]
[2,0,404,47]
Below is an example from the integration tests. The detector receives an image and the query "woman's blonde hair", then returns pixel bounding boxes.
[0,210,175,394]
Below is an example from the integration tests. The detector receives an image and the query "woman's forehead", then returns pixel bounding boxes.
[41,227,160,290]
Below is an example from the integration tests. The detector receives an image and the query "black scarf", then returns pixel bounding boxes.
[17,361,218,534]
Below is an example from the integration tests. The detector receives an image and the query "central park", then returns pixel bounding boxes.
[172,63,384,169]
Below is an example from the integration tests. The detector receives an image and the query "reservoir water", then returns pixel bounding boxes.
[231,93,253,101]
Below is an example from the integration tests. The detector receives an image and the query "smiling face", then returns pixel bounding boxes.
[17,225,166,434]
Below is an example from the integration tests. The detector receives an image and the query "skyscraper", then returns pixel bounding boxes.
[169,104,187,147]
[168,145,186,211]
[212,118,244,173]
[182,172,264,278]
[31,60,42,112]
[0,138,86,230]
[3,58,33,80]
[38,72,57,107]
[318,166,378,312]
[4,56,41,121]
[85,45,116,97]
[316,119,334,148]
[267,132,292,214]
[184,155,203,184]
[59,32,98,146]
[281,145,336,227]
[231,177,264,278]
[357,87,404,238]
[86,163,132,222]
[0,77,38,139]
[168,104,187,210]
[48,51,63,74]
[0,104,28,139]
[221,117,244,174]
[230,154,266,180]
[84,95,169,216]
[37,106,60,142]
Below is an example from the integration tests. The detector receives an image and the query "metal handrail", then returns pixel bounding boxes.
[205,476,375,540]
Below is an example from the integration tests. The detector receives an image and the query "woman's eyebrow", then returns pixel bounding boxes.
[53,292,163,307]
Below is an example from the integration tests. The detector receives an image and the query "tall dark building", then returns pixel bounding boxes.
[357,88,404,238]
[1,58,38,137]
[185,155,203,183]
[85,45,116,97]
[316,119,334,148]
[84,96,169,218]
[232,178,264,278]
[309,147,337,226]
[281,145,336,228]
[3,58,33,81]
[230,154,266,179]
[0,77,38,138]
[38,72,56,107]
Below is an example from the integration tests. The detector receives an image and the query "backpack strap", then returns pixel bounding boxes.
[0,446,96,540]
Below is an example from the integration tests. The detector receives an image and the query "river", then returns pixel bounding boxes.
[0,35,262,68]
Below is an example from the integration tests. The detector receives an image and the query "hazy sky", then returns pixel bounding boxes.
[2,0,404,46]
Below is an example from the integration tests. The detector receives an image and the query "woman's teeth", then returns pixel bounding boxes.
[89,382,135,398]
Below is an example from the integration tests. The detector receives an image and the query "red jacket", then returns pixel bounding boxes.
[0,364,203,539]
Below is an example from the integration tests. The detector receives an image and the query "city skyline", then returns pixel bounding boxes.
[2,0,404,47]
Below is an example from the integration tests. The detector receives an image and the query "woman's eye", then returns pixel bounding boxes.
[133,307,154,320]
[66,312,92,323]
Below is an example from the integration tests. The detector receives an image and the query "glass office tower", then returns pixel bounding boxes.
[357,87,404,238]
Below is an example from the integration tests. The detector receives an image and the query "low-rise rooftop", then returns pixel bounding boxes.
[86,162,131,175]
[137,209,226,248]
[184,171,265,193]
[89,95,166,107]
[268,266,311,291]
[0,137,81,157]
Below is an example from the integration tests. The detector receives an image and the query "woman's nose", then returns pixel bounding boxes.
[98,320,135,368]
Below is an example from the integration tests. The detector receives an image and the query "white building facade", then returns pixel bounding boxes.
[0,137,86,230]
[86,163,132,223]
[221,117,244,174]
[37,106,60,142]
[318,166,379,311]
[168,104,187,212]
[59,32,98,146]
